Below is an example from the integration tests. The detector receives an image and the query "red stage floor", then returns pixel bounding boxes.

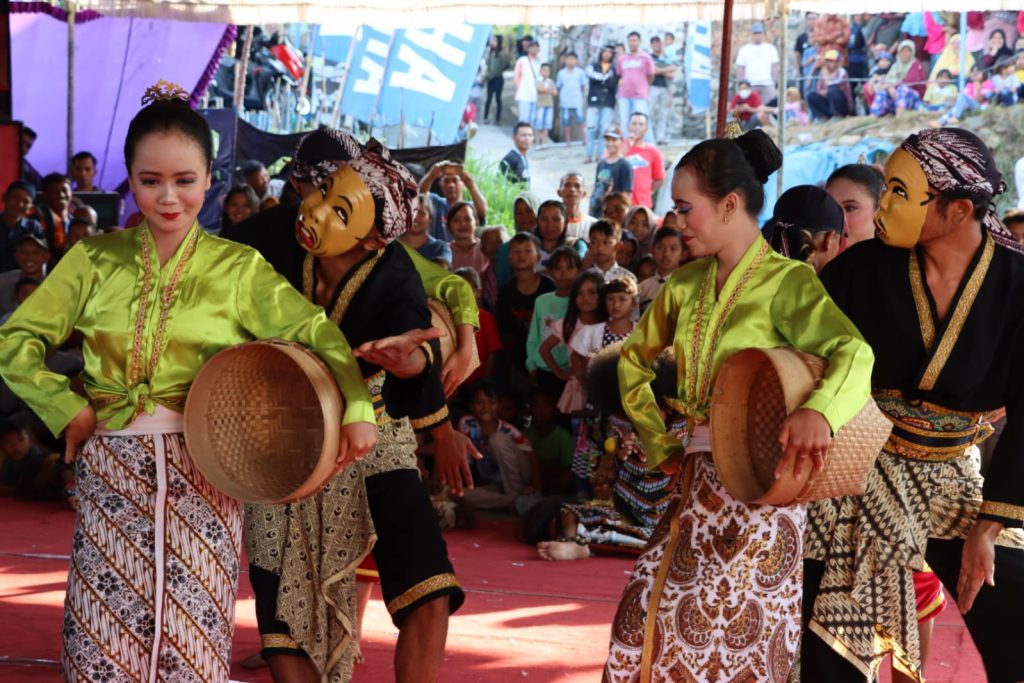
[0,499,986,682]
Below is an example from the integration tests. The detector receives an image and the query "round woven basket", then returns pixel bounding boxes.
[710,347,891,506]
[428,297,480,376]
[183,340,344,504]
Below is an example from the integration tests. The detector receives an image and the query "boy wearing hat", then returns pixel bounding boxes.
[589,125,633,218]
[736,22,780,103]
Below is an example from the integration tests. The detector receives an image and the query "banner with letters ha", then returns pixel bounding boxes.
[685,21,712,115]
[341,24,490,143]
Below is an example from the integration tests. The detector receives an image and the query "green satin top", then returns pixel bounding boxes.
[619,234,874,469]
[401,242,480,330]
[0,222,374,436]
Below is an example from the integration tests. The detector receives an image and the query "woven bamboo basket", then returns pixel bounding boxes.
[710,347,891,506]
[183,340,344,504]
[428,297,480,376]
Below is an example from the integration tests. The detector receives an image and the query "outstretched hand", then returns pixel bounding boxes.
[775,408,832,481]
[64,406,97,464]
[353,328,445,378]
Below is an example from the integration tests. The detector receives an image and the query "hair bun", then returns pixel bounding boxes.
[733,129,782,185]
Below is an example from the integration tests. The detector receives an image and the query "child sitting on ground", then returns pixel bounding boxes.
[0,418,74,507]
[536,343,676,561]
[459,380,541,515]
[523,389,575,495]
[921,69,959,112]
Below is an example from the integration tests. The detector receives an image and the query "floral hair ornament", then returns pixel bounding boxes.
[141,80,190,106]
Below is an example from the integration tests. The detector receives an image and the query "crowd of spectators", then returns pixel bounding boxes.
[5,16,1024,555]
[731,10,1024,126]
[479,31,678,155]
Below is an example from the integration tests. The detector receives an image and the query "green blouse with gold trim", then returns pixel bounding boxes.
[620,234,874,470]
[0,222,374,435]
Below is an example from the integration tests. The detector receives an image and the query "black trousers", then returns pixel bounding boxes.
[484,75,504,122]
[807,85,850,120]
[802,537,1024,683]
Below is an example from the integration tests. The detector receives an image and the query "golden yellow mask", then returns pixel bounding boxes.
[296,165,376,256]
[875,149,936,248]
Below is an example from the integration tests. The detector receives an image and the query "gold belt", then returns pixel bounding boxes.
[886,418,993,462]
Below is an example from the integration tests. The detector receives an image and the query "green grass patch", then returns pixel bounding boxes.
[465,150,526,235]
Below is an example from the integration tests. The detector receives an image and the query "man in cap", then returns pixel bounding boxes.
[226,129,481,683]
[735,22,780,104]
[0,232,49,315]
[801,128,1024,683]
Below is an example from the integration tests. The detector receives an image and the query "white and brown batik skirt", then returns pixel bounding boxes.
[604,444,805,683]
[61,407,242,683]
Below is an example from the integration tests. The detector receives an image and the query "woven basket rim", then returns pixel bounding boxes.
[183,339,343,503]
[710,346,890,506]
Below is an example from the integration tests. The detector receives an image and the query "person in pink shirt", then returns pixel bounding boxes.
[623,112,665,209]
[615,31,656,133]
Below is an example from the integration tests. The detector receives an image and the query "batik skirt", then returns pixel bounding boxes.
[804,392,1024,679]
[604,450,805,683]
[61,407,243,683]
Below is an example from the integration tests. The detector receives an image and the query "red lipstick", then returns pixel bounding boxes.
[159,212,181,221]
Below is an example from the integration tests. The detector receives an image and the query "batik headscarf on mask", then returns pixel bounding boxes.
[291,128,418,241]
[900,128,1023,253]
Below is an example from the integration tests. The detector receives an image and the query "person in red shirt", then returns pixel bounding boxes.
[454,267,502,384]
[623,112,665,209]
[730,79,764,129]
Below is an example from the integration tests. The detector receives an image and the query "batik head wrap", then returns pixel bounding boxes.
[900,128,1022,253]
[292,128,418,240]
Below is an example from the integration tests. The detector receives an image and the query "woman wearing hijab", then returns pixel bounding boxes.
[981,29,1014,73]
[929,34,975,82]
[869,40,929,116]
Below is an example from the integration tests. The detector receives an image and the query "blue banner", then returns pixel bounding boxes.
[340,24,489,143]
[685,22,712,115]
[340,26,394,125]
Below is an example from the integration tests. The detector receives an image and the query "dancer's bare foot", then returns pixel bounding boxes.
[240,653,266,669]
[354,642,365,665]
[537,540,590,561]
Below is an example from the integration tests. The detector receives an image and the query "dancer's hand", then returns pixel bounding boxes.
[441,345,472,397]
[434,424,480,496]
[957,519,1002,614]
[336,422,378,470]
[64,406,97,464]
[775,409,832,480]
[353,328,444,378]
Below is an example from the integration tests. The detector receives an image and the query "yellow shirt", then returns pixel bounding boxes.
[0,222,374,435]
[619,235,874,469]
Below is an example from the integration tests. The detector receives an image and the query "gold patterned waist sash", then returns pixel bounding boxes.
[874,389,993,462]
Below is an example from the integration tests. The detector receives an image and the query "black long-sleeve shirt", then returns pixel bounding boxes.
[820,235,1024,527]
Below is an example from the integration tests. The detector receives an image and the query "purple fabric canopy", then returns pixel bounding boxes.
[11,5,232,193]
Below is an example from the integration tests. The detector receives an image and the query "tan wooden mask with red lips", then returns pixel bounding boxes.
[296,165,376,257]
[875,149,933,248]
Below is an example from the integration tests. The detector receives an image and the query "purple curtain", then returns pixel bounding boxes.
[11,7,232,193]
